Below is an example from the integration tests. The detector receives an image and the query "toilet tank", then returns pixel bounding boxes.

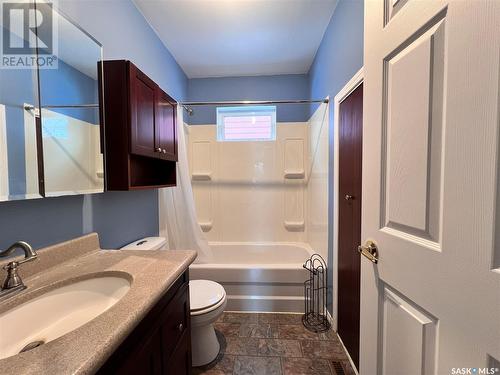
[120,237,167,251]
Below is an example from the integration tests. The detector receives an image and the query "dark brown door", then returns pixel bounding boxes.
[155,88,177,161]
[129,64,157,158]
[337,83,363,368]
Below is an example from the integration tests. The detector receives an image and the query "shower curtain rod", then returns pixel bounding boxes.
[24,104,99,110]
[180,98,328,106]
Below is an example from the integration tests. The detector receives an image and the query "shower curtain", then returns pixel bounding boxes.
[159,106,213,263]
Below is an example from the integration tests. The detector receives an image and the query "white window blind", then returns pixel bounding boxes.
[216,106,276,142]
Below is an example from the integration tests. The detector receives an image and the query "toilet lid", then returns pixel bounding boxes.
[189,280,226,312]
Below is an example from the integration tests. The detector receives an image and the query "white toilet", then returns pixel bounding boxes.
[121,237,227,367]
[189,279,227,366]
[120,236,167,251]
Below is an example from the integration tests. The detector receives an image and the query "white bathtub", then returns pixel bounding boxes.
[189,242,314,312]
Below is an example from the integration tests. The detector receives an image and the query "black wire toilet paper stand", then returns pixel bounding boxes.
[302,253,330,332]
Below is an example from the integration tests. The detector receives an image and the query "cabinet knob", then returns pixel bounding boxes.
[162,149,167,154]
[156,147,162,152]
[178,323,183,332]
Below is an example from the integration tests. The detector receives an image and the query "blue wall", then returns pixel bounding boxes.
[187,74,309,124]
[307,0,364,312]
[39,60,99,124]
[0,0,188,251]
[59,0,188,101]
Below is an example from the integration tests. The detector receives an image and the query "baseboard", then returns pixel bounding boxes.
[326,309,337,331]
[225,310,303,315]
[336,333,359,374]
[326,310,359,374]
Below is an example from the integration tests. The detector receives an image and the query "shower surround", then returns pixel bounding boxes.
[187,104,328,312]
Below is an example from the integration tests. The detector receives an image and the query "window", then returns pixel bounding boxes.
[217,106,276,142]
[42,116,68,139]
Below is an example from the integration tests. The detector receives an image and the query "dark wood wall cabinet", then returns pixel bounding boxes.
[97,271,191,375]
[99,60,178,190]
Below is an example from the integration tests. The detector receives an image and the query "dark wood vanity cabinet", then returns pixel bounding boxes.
[99,60,178,190]
[97,271,191,375]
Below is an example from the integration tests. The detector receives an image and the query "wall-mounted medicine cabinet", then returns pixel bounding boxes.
[0,1,104,201]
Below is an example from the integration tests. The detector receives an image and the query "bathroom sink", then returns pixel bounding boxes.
[0,275,131,360]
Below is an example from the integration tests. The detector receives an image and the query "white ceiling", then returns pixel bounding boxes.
[133,0,338,78]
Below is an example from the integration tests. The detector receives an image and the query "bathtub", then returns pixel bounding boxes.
[189,242,314,312]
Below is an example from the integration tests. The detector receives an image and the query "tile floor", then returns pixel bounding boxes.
[192,312,356,375]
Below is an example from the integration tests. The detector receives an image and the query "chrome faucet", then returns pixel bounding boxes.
[0,241,37,299]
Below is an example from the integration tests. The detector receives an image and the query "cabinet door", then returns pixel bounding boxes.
[112,329,162,375]
[155,88,177,161]
[162,283,191,374]
[130,64,157,158]
[164,333,191,375]
[161,283,189,361]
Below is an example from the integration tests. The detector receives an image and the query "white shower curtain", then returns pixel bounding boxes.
[158,106,213,263]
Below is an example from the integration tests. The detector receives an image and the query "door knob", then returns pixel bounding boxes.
[345,194,354,201]
[156,147,162,152]
[162,149,167,154]
[358,240,379,264]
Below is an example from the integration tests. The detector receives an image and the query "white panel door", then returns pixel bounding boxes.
[361,1,500,373]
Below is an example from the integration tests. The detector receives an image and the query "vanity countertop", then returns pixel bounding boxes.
[0,233,197,375]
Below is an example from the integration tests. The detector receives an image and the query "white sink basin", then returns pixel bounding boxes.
[0,275,131,360]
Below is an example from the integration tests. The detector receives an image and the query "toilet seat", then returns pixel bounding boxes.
[190,280,226,316]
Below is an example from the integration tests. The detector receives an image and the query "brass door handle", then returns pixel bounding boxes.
[358,240,379,264]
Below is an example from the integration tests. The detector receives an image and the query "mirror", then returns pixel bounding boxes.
[0,1,104,201]
[0,0,39,200]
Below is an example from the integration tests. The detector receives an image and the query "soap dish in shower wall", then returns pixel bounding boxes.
[284,221,305,231]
